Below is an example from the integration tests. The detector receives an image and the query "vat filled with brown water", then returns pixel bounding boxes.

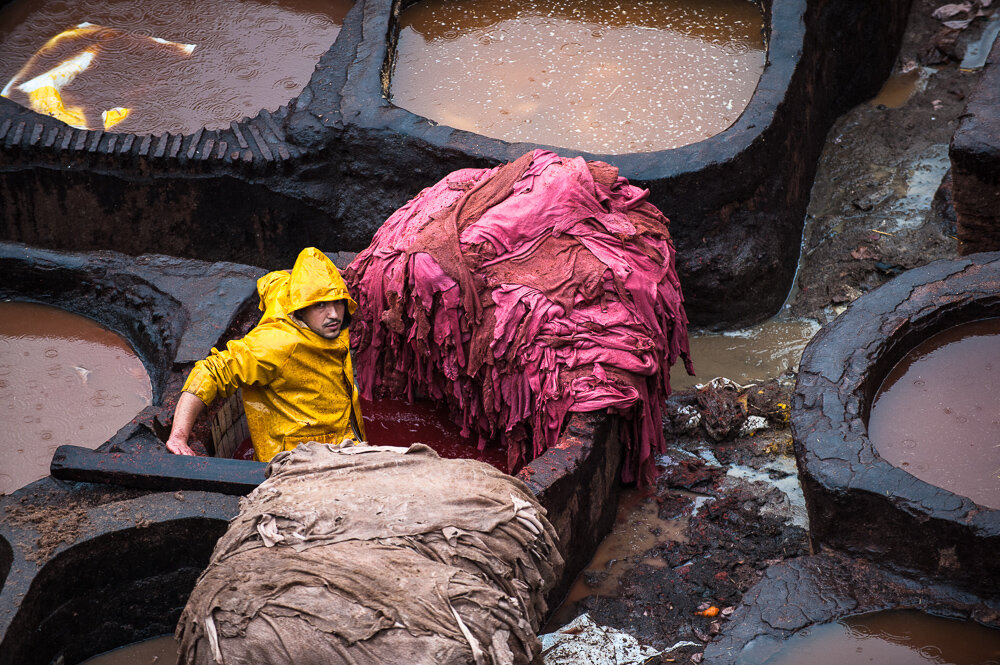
[0,301,152,495]
[390,0,765,154]
[759,610,1000,665]
[868,318,1000,511]
[0,0,352,135]
[791,252,1000,596]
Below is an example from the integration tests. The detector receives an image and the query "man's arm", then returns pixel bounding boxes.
[165,391,207,456]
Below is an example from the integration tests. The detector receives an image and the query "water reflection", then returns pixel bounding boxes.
[0,0,352,135]
[761,610,1000,665]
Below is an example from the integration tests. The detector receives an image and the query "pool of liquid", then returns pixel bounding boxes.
[868,318,1000,510]
[669,317,820,390]
[391,0,765,154]
[0,301,152,495]
[545,485,690,629]
[78,634,177,665]
[761,610,1000,665]
[0,0,352,135]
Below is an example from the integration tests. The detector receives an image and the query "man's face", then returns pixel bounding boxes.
[299,300,347,339]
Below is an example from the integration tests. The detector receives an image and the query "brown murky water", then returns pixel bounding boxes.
[79,635,177,665]
[869,68,923,108]
[761,610,1000,665]
[0,302,151,495]
[545,486,689,628]
[391,0,765,153]
[868,318,1000,510]
[0,0,352,135]
[669,318,820,391]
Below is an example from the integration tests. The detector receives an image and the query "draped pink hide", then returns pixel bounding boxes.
[346,150,692,484]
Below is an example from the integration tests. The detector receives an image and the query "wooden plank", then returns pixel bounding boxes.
[50,445,266,495]
[120,133,135,153]
[246,124,273,161]
[217,140,227,159]
[73,129,88,151]
[106,135,117,153]
[0,119,11,141]
[138,134,152,156]
[59,129,74,150]
[276,144,290,160]
[43,127,59,148]
[200,138,215,160]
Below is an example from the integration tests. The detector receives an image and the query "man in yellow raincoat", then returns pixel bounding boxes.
[165,247,366,462]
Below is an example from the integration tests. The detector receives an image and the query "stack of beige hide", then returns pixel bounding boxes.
[176,442,563,665]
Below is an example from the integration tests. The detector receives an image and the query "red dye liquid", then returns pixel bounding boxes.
[361,397,506,470]
[230,397,506,471]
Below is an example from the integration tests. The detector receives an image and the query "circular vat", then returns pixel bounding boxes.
[388,0,766,154]
[758,610,1000,665]
[0,301,152,495]
[0,516,227,665]
[0,0,354,135]
[0,243,185,493]
[791,252,1000,596]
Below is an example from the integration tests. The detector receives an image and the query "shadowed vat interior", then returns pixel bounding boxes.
[791,252,1000,596]
[0,517,228,665]
[0,536,11,596]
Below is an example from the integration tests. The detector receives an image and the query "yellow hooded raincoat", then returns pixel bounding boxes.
[182,248,365,462]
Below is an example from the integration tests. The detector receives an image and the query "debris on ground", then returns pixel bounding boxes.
[540,613,661,665]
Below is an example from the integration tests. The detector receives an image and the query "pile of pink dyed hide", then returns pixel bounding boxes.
[346,150,691,483]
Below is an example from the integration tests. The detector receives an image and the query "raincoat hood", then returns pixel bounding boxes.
[258,247,358,318]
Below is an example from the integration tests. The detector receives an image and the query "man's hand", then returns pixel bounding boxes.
[166,433,198,456]
[165,391,207,456]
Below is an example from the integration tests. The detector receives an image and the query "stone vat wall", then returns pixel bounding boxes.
[0,0,914,327]
[791,252,1000,597]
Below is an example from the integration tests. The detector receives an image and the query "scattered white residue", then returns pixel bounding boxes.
[738,415,769,437]
[886,144,951,230]
[541,613,661,664]
[725,456,809,529]
[697,447,723,467]
[691,494,714,516]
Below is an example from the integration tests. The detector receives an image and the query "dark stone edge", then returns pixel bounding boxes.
[791,251,1000,597]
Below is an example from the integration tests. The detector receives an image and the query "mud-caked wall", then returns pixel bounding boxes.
[1,0,913,326]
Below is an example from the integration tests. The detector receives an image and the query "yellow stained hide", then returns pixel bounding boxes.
[183,248,365,462]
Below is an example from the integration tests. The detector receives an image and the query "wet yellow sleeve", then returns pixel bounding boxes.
[181,328,295,406]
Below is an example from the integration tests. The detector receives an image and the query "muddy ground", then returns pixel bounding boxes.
[547,1,993,662]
